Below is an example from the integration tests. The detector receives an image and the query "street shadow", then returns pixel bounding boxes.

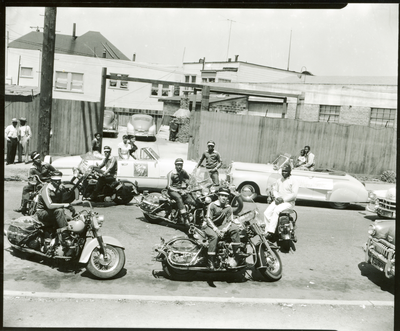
[137,215,189,234]
[80,267,127,280]
[358,262,395,295]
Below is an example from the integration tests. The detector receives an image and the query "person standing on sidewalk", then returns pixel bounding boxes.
[5,118,19,165]
[17,117,32,164]
[169,117,179,142]
[195,140,222,186]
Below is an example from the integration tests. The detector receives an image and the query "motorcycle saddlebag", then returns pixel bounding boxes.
[7,216,43,246]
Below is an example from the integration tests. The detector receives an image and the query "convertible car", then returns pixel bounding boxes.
[103,109,119,138]
[226,153,369,209]
[127,114,156,140]
[50,147,197,192]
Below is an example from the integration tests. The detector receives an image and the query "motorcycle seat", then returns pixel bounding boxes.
[280,209,295,216]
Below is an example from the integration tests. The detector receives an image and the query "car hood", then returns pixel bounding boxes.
[231,162,274,173]
[371,187,396,201]
[103,114,116,126]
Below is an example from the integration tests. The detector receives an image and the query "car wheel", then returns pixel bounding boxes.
[237,182,260,202]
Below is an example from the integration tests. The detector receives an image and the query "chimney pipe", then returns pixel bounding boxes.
[72,23,77,40]
[103,50,106,58]
[132,53,136,61]
[228,58,231,62]
[235,55,239,62]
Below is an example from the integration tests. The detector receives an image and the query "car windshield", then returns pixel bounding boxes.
[272,154,291,168]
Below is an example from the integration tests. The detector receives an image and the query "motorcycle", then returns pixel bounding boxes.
[153,200,283,281]
[139,176,243,226]
[67,158,138,205]
[266,190,298,252]
[5,201,126,279]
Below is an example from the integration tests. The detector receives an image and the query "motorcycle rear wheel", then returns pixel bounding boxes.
[162,261,195,280]
[258,245,282,281]
[86,245,125,279]
[143,213,162,224]
[114,186,134,205]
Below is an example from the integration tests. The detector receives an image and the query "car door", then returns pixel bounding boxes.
[291,170,334,201]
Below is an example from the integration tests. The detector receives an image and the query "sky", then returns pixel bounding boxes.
[6,4,399,76]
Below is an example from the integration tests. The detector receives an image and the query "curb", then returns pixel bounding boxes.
[4,291,394,307]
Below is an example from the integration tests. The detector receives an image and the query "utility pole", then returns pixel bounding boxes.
[287,30,292,71]
[226,19,236,60]
[38,7,56,157]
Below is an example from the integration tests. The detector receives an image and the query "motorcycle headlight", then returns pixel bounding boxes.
[202,187,209,195]
[368,225,376,236]
[205,197,212,204]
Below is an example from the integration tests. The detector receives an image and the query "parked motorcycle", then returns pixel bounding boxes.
[139,176,243,226]
[67,159,138,205]
[5,201,126,279]
[153,201,282,281]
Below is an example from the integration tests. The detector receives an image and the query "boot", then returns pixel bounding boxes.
[57,227,72,247]
[234,246,251,260]
[14,199,28,213]
[207,254,215,271]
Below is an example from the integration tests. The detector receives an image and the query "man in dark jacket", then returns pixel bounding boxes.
[169,118,179,141]
[14,151,57,214]
[195,140,222,186]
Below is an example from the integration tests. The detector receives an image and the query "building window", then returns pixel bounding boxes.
[370,108,396,127]
[109,73,129,89]
[55,71,84,92]
[202,78,216,83]
[218,78,231,83]
[185,75,196,83]
[319,105,340,122]
[151,83,173,97]
[20,67,33,78]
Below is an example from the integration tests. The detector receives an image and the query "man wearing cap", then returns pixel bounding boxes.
[195,140,222,186]
[166,158,197,225]
[169,117,179,142]
[204,187,248,270]
[263,164,299,240]
[14,151,57,214]
[5,118,19,165]
[89,146,118,200]
[17,117,32,163]
[36,171,76,246]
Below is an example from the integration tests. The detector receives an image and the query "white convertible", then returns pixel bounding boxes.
[50,147,197,192]
[226,153,369,209]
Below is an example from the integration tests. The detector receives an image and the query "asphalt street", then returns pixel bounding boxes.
[3,127,396,329]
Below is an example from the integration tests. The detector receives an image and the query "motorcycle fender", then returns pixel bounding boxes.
[79,236,125,263]
[256,243,279,269]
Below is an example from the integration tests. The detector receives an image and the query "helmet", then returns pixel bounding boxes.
[175,158,184,164]
[31,151,41,160]
[282,164,292,173]
[218,187,230,196]
[207,140,215,146]
[51,171,63,181]
[103,146,112,152]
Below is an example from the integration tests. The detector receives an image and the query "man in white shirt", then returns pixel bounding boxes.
[303,145,315,171]
[5,118,19,165]
[17,117,32,164]
[264,164,299,239]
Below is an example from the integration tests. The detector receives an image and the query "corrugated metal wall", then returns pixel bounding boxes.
[188,111,396,175]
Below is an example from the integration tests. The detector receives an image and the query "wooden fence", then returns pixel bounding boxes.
[5,98,102,156]
[188,111,397,176]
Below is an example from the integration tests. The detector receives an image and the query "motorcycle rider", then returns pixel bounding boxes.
[35,171,77,246]
[14,151,57,214]
[166,158,197,226]
[195,140,222,187]
[263,163,299,240]
[204,187,248,270]
[89,146,118,200]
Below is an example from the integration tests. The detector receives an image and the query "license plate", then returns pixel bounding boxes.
[115,183,123,191]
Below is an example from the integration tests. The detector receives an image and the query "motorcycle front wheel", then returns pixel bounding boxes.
[114,186,134,205]
[86,245,125,279]
[162,261,195,281]
[258,245,282,281]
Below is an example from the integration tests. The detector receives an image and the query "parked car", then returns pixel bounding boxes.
[127,114,156,140]
[50,147,197,192]
[226,153,369,209]
[364,219,395,279]
[366,186,396,219]
[103,109,119,138]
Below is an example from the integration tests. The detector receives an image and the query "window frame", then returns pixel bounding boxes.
[20,66,33,78]
[319,105,340,123]
[54,71,84,93]
[109,73,129,90]
[370,107,396,128]
[150,83,173,97]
